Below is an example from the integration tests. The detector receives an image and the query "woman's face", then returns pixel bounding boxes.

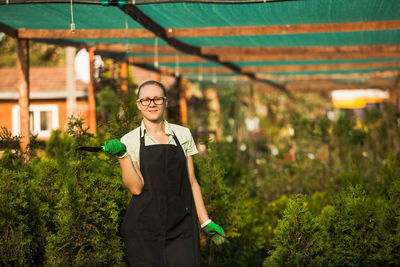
[136,84,168,122]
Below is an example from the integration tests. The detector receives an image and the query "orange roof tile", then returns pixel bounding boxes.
[0,67,87,93]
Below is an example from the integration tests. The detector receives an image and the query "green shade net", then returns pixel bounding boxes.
[137,0,400,28]
[0,4,144,29]
[1,0,399,86]
[159,62,223,68]
[65,38,166,45]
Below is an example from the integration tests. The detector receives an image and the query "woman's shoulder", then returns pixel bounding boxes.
[120,126,141,143]
[168,123,193,141]
[168,123,191,134]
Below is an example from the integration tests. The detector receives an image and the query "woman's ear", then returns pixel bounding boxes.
[136,100,142,111]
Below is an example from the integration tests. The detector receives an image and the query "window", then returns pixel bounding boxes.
[12,105,59,138]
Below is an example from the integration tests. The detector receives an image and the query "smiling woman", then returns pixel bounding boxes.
[103,80,226,266]
[135,81,169,124]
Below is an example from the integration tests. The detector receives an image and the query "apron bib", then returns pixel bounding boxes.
[120,128,200,267]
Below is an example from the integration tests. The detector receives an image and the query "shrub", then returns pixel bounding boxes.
[264,194,325,266]
[265,184,400,266]
[195,140,268,266]
[322,185,381,266]
[0,166,49,266]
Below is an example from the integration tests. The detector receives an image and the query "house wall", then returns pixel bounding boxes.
[0,101,16,130]
[0,99,90,140]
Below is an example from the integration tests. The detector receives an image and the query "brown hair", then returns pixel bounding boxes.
[137,80,167,99]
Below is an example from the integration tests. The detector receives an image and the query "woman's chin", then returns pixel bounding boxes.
[145,115,163,122]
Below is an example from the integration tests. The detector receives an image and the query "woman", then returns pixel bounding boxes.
[104,80,225,266]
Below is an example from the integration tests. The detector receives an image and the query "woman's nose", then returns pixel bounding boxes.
[149,99,157,107]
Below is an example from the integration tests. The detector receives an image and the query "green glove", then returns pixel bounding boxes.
[203,221,226,245]
[104,139,126,157]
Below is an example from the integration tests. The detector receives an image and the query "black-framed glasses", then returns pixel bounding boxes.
[137,97,167,106]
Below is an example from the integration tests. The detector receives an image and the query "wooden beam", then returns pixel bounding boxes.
[257,70,399,81]
[243,62,400,73]
[167,20,400,38]
[202,45,400,55]
[176,67,232,74]
[130,55,206,64]
[219,52,400,62]
[95,43,179,53]
[31,38,87,49]
[285,79,396,92]
[18,29,155,39]
[17,39,30,153]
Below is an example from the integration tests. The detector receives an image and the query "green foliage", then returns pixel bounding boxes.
[0,33,16,68]
[0,167,48,266]
[0,126,23,169]
[324,185,379,266]
[1,82,400,266]
[96,59,139,139]
[43,117,128,266]
[378,178,400,265]
[264,195,288,249]
[0,117,129,266]
[0,34,65,67]
[264,195,325,266]
[195,140,268,266]
[265,184,400,266]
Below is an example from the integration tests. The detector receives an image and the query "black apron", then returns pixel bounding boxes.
[120,128,201,267]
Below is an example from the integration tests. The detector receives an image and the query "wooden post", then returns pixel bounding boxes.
[66,46,77,120]
[88,47,97,134]
[17,38,30,152]
[396,74,400,112]
[390,73,400,111]
[214,87,221,141]
[154,72,161,82]
[121,60,128,93]
[179,77,188,127]
[203,86,221,141]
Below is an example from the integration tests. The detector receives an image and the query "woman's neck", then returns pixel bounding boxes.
[143,118,165,135]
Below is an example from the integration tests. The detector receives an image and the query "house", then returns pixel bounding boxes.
[0,64,179,142]
[0,67,90,141]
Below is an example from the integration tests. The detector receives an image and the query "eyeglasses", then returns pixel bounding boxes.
[137,97,167,106]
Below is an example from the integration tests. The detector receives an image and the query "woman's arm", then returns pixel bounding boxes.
[186,155,210,225]
[119,157,144,195]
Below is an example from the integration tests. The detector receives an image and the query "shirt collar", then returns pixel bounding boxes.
[140,119,173,137]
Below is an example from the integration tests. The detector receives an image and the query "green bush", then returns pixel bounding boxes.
[323,185,381,266]
[265,183,400,266]
[0,118,129,266]
[264,195,325,266]
[195,140,269,266]
[1,87,400,266]
[0,167,49,266]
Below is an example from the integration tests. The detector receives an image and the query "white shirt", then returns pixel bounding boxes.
[120,120,198,166]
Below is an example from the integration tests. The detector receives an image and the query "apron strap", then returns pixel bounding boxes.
[171,131,185,155]
[140,126,146,147]
[140,127,183,153]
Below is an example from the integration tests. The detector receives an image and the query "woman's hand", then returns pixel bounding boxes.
[203,221,226,245]
[104,139,127,157]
